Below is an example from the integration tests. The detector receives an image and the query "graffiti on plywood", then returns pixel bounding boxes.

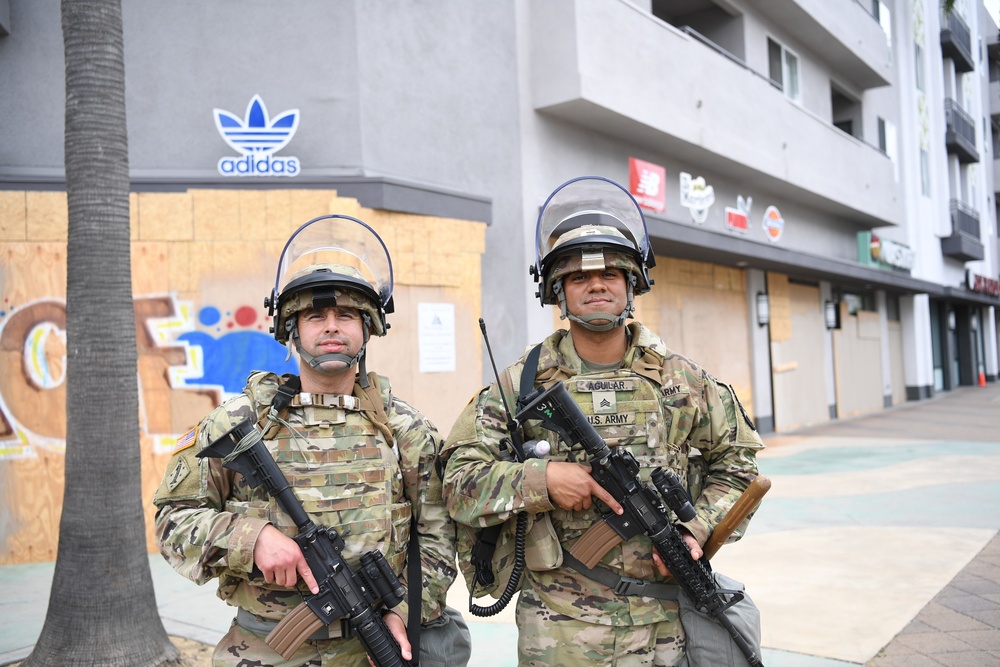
[0,294,296,459]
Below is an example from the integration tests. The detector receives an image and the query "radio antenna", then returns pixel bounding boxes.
[479,318,517,429]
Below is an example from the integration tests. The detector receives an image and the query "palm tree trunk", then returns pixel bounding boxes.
[22,1,179,664]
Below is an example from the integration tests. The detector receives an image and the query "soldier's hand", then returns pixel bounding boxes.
[253,524,319,594]
[373,611,412,666]
[545,461,624,514]
[651,530,702,578]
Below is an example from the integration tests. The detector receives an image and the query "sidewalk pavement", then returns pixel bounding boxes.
[1,383,998,666]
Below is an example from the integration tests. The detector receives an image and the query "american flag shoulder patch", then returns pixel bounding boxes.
[172,426,198,454]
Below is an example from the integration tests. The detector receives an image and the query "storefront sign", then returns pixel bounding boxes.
[214,94,301,177]
[872,234,914,270]
[761,205,784,242]
[857,231,915,272]
[680,172,715,224]
[725,195,752,234]
[967,270,1000,297]
[628,158,665,213]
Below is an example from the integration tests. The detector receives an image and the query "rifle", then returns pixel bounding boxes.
[516,381,764,666]
[197,417,413,667]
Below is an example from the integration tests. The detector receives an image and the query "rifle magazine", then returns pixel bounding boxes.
[266,602,326,660]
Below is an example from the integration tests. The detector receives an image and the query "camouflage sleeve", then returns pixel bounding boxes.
[441,383,553,530]
[682,374,764,546]
[389,395,457,624]
[151,398,270,585]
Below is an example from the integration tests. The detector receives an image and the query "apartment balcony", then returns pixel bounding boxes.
[941,10,975,73]
[530,0,901,228]
[941,199,984,261]
[751,0,892,89]
[945,99,980,163]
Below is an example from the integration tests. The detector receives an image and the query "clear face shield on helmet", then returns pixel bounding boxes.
[530,176,655,330]
[534,176,652,271]
[266,214,394,384]
[271,214,394,315]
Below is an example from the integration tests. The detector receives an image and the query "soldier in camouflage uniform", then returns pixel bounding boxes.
[153,215,468,667]
[442,177,763,666]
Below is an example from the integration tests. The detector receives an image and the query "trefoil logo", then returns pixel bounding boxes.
[214,95,301,177]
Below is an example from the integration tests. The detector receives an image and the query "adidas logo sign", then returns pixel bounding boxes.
[214,94,301,177]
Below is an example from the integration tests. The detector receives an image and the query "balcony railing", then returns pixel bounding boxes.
[950,199,981,238]
[942,199,985,261]
[945,98,979,163]
[680,27,778,89]
[941,10,975,72]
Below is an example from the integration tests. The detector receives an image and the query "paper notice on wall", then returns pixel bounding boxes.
[418,303,456,373]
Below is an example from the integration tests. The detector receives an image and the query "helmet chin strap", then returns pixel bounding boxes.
[553,275,637,332]
[286,315,373,386]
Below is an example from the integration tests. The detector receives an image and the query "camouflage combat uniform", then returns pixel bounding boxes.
[154,371,457,667]
[443,322,763,667]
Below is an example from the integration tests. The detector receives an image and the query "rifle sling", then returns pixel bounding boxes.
[562,551,679,601]
[407,514,421,665]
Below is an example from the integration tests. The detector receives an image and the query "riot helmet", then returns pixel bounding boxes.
[265,214,394,385]
[530,176,654,330]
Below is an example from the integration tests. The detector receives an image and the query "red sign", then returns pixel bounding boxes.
[629,157,666,213]
[967,271,1000,297]
[725,206,749,233]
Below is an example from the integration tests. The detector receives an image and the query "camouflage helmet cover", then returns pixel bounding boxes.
[267,214,394,342]
[274,263,387,341]
[532,177,655,307]
[539,225,649,305]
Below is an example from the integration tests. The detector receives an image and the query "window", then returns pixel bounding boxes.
[920,148,930,197]
[886,295,900,322]
[878,117,897,169]
[768,37,801,102]
[879,2,892,49]
[915,44,925,92]
[843,292,876,314]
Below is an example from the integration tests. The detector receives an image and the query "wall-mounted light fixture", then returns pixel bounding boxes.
[948,310,957,331]
[756,292,770,327]
[825,300,841,330]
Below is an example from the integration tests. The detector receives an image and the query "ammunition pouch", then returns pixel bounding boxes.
[457,511,562,599]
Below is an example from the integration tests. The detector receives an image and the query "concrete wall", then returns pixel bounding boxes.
[0,189,486,565]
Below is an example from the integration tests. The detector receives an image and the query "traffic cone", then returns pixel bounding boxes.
[979,371,986,387]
